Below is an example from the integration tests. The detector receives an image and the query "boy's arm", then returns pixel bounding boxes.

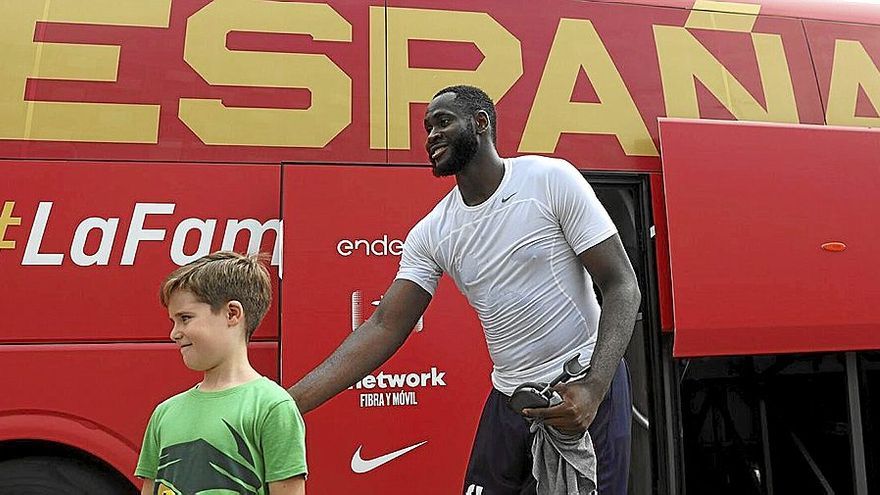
[136,407,161,495]
[140,479,154,495]
[268,475,306,495]
[261,397,308,489]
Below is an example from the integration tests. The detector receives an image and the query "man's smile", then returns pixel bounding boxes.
[430,144,448,161]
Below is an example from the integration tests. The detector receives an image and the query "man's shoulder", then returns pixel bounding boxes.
[506,155,581,192]
[509,155,577,180]
[509,154,572,168]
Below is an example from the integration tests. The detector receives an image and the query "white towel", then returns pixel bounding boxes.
[530,420,597,495]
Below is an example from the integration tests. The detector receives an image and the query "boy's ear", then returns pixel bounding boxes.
[226,300,244,327]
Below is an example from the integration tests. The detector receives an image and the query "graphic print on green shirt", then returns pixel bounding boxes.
[136,377,308,495]
[156,419,261,494]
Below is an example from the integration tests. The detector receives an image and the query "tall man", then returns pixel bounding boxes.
[289,85,641,494]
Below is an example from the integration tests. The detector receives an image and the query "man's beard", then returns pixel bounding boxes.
[432,121,479,177]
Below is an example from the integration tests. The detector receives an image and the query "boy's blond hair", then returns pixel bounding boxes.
[160,251,272,341]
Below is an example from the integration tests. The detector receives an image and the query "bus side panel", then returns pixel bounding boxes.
[321,0,829,171]
[0,160,281,343]
[0,0,385,164]
[0,342,278,486]
[660,119,880,357]
[0,0,828,171]
[803,19,880,127]
[281,165,492,494]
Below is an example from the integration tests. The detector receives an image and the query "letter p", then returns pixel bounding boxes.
[370,7,522,151]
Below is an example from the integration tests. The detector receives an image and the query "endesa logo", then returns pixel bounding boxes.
[0,201,280,267]
[336,235,404,257]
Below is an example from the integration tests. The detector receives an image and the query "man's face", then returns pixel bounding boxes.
[167,290,241,372]
[424,93,479,177]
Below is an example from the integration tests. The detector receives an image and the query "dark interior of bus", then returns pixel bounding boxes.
[592,176,665,495]
[590,176,878,495]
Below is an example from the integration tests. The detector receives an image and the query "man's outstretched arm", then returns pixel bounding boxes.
[288,279,432,413]
[524,234,641,431]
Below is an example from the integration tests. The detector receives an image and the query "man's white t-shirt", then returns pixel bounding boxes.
[395,155,618,395]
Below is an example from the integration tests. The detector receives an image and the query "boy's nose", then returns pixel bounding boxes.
[169,325,182,342]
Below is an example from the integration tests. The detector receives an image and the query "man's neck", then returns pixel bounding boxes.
[200,349,260,392]
[455,148,505,206]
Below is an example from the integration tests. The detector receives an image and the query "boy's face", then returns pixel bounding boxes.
[167,290,244,372]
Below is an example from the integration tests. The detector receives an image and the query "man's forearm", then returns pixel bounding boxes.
[524,279,640,430]
[288,318,411,413]
[584,281,641,397]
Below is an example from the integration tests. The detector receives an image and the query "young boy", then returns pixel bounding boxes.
[136,251,307,495]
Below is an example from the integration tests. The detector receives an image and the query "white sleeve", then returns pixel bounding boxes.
[395,220,442,296]
[548,159,617,255]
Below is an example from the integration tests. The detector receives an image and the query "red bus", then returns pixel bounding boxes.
[1,0,878,493]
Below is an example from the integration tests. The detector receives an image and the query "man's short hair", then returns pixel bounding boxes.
[433,85,497,144]
[160,251,272,341]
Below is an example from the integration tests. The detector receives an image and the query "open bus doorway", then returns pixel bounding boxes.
[590,175,676,495]
[658,120,879,495]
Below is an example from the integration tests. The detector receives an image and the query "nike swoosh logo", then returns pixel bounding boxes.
[501,192,517,203]
[350,440,428,474]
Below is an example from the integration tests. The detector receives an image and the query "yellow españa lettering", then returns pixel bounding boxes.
[826,40,880,127]
[655,2,798,125]
[371,7,522,150]
[0,0,170,143]
[654,21,798,123]
[685,0,761,33]
[4,2,880,148]
[519,18,658,157]
[179,0,352,147]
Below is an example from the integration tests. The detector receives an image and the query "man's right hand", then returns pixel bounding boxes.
[522,379,603,434]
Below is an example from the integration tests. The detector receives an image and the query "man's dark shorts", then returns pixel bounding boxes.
[463,359,632,495]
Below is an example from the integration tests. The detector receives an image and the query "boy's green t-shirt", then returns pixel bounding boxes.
[135,376,307,494]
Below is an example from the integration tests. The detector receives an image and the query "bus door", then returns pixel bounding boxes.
[589,174,678,495]
[659,118,880,494]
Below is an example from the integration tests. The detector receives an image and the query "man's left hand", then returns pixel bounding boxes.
[521,381,603,433]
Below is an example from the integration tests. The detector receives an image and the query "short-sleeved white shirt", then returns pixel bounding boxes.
[396,155,617,394]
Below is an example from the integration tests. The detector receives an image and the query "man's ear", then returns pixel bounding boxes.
[226,301,244,327]
[475,110,490,136]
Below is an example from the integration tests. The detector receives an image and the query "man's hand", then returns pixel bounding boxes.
[521,381,603,433]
